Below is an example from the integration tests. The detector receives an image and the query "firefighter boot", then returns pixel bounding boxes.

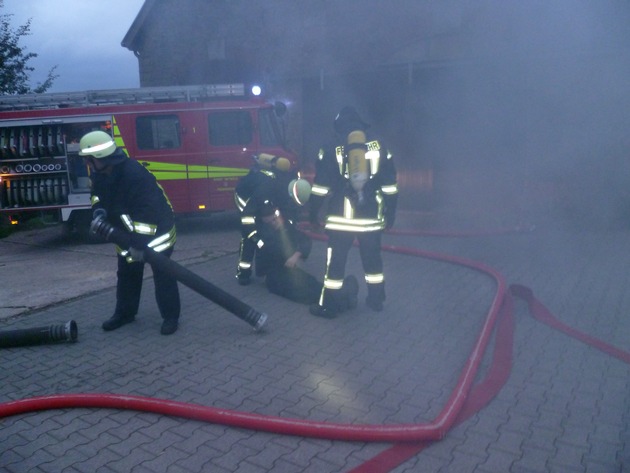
[236,267,252,286]
[160,318,179,335]
[366,283,386,312]
[342,275,359,310]
[309,304,338,319]
[102,313,135,331]
[236,275,251,286]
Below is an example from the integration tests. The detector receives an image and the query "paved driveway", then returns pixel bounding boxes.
[0,213,628,472]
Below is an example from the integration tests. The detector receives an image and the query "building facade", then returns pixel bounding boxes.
[123,0,630,225]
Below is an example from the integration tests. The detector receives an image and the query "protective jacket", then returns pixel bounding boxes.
[235,166,272,212]
[90,150,176,260]
[309,139,398,232]
[235,165,297,280]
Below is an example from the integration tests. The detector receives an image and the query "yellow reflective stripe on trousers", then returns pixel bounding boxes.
[365,273,384,284]
[381,184,398,195]
[323,278,344,290]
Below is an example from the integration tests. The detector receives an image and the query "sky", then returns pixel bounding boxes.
[3,0,145,92]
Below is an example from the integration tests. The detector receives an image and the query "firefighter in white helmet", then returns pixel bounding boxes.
[308,106,398,318]
[79,130,180,335]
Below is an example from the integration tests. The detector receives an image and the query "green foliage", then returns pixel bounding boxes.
[0,0,57,94]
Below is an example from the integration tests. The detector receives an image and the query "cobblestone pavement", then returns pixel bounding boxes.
[0,212,628,472]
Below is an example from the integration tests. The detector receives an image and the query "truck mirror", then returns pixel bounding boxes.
[274,101,287,117]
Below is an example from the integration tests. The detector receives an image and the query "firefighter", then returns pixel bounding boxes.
[253,199,359,308]
[79,130,180,335]
[309,106,398,318]
[234,154,299,285]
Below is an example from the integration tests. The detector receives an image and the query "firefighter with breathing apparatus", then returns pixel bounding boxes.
[309,106,398,318]
[234,153,305,285]
[79,130,181,335]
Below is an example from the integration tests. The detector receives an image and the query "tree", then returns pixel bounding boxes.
[0,0,57,94]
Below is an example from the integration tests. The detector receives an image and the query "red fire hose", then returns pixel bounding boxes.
[1,227,628,471]
[0,238,508,444]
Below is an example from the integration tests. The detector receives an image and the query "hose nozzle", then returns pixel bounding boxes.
[243,309,268,332]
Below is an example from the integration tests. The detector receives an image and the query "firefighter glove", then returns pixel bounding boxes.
[128,247,145,262]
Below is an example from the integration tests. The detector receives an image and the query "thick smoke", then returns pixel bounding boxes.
[292,1,630,229]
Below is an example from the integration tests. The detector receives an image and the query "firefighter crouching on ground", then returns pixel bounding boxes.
[79,131,181,335]
[234,153,300,285]
[252,197,359,308]
[309,106,398,318]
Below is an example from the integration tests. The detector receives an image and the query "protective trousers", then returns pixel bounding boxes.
[236,237,256,280]
[319,230,385,310]
[114,247,180,321]
[265,267,322,305]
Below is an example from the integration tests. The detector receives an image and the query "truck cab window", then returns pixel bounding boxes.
[136,115,181,150]
[258,108,282,147]
[208,111,253,146]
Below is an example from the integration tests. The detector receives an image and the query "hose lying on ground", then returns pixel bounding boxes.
[0,320,77,349]
[0,227,628,471]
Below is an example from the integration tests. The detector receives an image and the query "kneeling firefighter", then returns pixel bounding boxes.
[234,153,301,285]
[79,130,180,335]
[309,106,398,317]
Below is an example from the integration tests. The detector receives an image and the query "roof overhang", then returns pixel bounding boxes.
[121,0,156,52]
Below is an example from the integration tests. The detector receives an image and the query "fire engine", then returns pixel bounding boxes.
[0,83,297,236]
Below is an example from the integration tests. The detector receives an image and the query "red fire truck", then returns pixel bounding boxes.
[0,83,297,235]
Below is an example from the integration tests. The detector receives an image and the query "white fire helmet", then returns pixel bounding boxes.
[288,178,311,206]
[78,131,117,159]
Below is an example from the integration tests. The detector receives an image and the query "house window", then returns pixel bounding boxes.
[136,115,181,150]
[208,111,253,146]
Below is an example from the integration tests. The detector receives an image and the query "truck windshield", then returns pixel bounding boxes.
[258,107,283,147]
